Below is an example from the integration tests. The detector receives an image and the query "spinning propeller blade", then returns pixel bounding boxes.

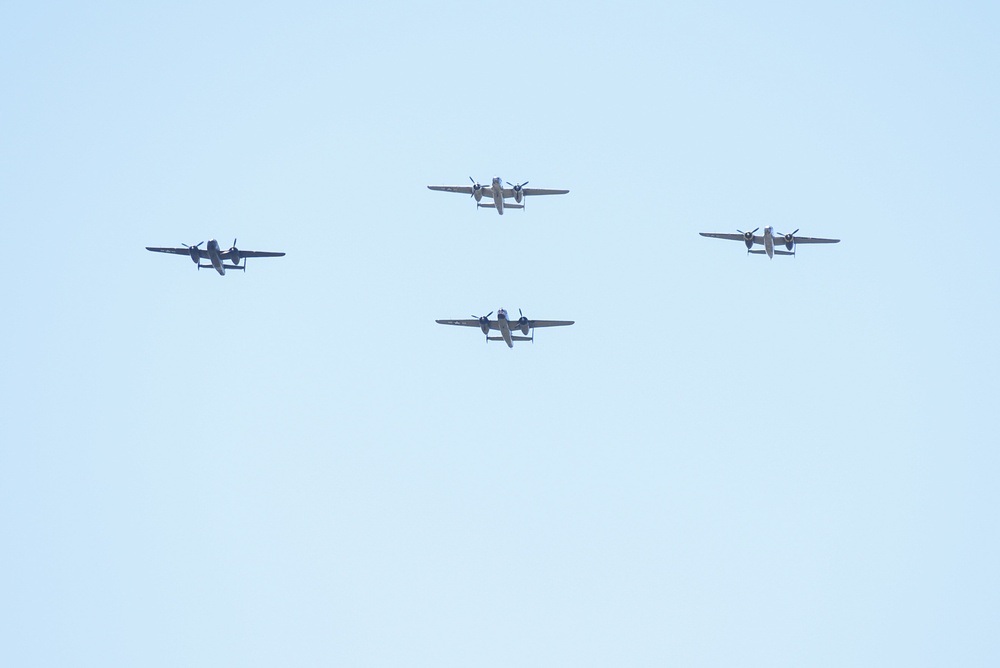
[468,176,483,197]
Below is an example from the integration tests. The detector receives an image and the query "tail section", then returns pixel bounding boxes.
[198,263,245,271]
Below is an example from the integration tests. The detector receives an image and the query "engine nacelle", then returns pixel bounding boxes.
[779,229,798,251]
[478,316,490,336]
[517,316,530,335]
[513,188,523,203]
[189,247,200,263]
[470,180,484,202]
[743,231,754,250]
[229,247,240,264]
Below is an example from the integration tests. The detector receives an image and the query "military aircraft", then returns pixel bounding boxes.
[436,308,574,348]
[427,177,569,215]
[146,239,285,275]
[700,226,840,258]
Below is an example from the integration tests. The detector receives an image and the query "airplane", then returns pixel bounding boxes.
[436,308,574,348]
[145,239,285,275]
[427,177,569,215]
[700,226,840,258]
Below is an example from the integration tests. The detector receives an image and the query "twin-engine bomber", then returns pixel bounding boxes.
[428,176,569,215]
[700,226,839,258]
[436,308,574,348]
[146,239,285,276]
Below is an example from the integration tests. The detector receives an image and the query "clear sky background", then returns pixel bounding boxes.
[2,1,998,666]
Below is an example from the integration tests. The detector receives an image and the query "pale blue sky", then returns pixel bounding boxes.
[2,1,998,666]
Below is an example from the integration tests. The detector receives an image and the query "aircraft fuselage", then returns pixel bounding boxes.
[762,226,775,258]
[496,308,514,347]
[205,239,226,275]
[489,177,505,215]
[191,239,234,275]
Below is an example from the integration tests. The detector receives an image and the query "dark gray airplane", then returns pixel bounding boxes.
[146,239,285,275]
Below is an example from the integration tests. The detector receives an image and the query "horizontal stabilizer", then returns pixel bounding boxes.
[747,249,794,256]
[487,336,505,341]
[476,202,525,209]
[198,263,245,271]
[510,335,532,341]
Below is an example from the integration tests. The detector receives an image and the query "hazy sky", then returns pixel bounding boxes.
[2,1,998,666]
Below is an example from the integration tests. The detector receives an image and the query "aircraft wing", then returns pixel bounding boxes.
[700,232,746,242]
[528,320,574,328]
[222,250,285,260]
[521,187,569,196]
[500,187,570,198]
[146,246,207,258]
[789,236,840,244]
[427,185,475,195]
[699,232,766,245]
[436,319,500,330]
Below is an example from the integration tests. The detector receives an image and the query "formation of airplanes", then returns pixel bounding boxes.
[145,175,841,348]
[436,309,574,348]
[145,239,285,276]
[699,226,840,258]
[427,177,569,215]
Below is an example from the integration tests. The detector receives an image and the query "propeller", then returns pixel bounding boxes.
[736,228,759,252]
[227,238,241,265]
[777,228,799,252]
[506,180,529,205]
[472,311,493,341]
[469,176,483,197]
[181,241,204,268]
